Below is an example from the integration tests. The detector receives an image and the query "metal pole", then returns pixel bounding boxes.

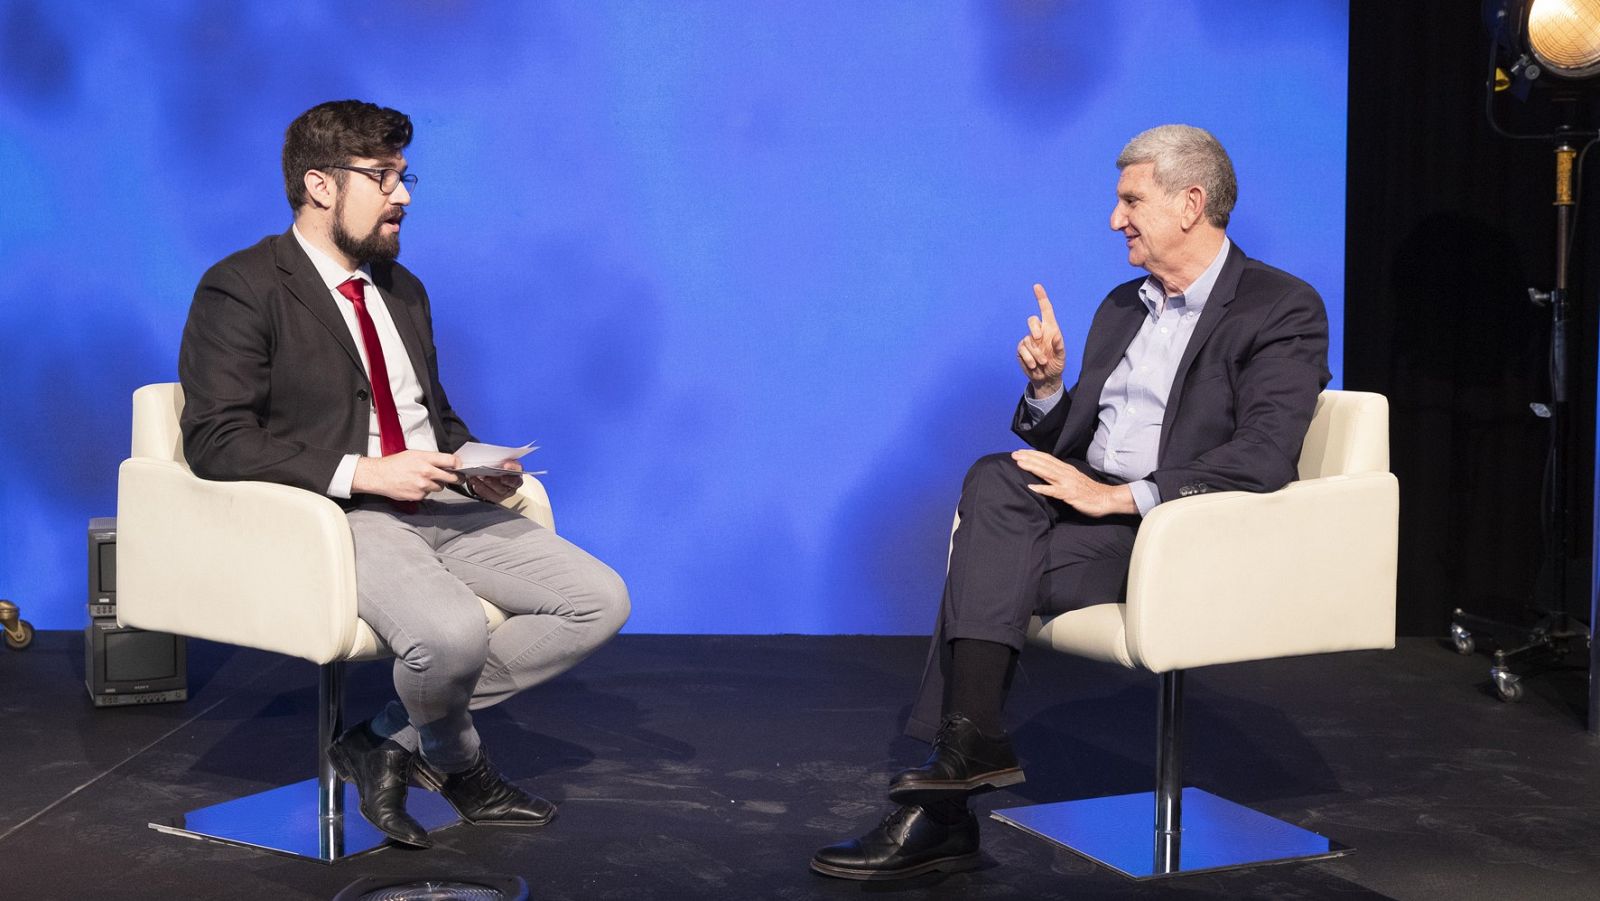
[1592,455,1600,732]
[1549,141,1598,735]
[1553,143,1575,623]
[1154,670,1184,874]
[317,661,345,860]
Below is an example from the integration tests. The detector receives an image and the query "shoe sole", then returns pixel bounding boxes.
[327,742,434,849]
[809,852,981,881]
[887,768,1026,806]
[410,765,556,828]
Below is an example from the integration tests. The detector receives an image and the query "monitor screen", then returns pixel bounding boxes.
[103,630,177,683]
[97,541,116,595]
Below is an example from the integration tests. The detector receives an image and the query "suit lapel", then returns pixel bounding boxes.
[274,231,366,377]
[1157,242,1245,459]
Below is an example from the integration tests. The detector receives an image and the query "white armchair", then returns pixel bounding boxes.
[990,389,1399,879]
[116,383,555,861]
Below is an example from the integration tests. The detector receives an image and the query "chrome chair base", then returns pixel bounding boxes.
[991,787,1350,880]
[150,779,460,863]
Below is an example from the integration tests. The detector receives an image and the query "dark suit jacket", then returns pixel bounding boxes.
[1013,243,1331,502]
[178,230,475,498]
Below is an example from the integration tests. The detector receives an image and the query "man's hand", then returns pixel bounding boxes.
[467,460,524,504]
[352,450,462,501]
[1011,450,1135,518]
[1017,283,1066,398]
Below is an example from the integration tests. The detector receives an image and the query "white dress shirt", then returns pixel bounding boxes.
[1025,238,1232,517]
[292,226,438,498]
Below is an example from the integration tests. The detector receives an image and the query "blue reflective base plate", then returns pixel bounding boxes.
[990,788,1351,880]
[150,778,460,863]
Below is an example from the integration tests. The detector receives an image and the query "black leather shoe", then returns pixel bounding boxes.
[810,804,980,880]
[413,750,555,827]
[888,713,1024,806]
[327,723,432,849]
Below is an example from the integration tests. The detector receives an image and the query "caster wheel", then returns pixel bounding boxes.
[5,620,33,650]
[1491,669,1524,703]
[1450,624,1474,656]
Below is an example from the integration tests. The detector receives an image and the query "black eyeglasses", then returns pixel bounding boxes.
[322,165,417,195]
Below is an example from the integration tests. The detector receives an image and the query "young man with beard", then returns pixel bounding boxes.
[178,100,630,849]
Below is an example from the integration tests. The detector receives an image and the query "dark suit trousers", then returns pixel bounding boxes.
[905,453,1139,742]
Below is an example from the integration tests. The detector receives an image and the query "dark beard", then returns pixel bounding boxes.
[332,197,402,263]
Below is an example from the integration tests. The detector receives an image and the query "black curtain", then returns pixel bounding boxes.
[1346,1,1599,637]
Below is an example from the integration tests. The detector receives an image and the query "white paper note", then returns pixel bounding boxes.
[453,441,544,477]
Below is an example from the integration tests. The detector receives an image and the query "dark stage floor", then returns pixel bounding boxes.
[2,632,1598,900]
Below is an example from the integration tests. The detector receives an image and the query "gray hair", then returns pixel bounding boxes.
[1116,125,1237,228]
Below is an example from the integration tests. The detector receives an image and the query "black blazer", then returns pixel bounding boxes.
[1013,243,1331,503]
[178,230,475,496]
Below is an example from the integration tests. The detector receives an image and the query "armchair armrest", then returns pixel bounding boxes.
[499,475,555,532]
[116,458,360,664]
[1123,471,1398,673]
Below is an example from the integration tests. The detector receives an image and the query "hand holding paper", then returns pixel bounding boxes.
[451,441,543,504]
[453,441,544,477]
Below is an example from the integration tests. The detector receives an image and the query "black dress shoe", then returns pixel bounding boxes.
[327,723,432,849]
[810,804,980,881]
[888,713,1024,806]
[413,750,555,827]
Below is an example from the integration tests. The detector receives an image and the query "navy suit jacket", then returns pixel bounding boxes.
[178,230,475,499]
[1012,243,1331,502]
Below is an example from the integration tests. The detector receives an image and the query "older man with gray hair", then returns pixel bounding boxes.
[811,125,1330,880]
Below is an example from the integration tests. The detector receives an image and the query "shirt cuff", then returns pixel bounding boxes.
[1130,480,1159,517]
[327,454,359,499]
[1022,384,1064,422]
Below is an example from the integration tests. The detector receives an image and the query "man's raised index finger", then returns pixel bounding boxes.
[1033,283,1058,325]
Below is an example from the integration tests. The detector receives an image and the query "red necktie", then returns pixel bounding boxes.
[337,278,408,458]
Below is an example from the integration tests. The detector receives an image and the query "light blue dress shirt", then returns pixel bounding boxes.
[1024,238,1232,516]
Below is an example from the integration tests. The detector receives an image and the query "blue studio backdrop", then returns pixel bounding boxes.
[0,1,1347,633]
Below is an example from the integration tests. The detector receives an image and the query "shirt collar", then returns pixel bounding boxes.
[292,225,373,292]
[1137,236,1232,316]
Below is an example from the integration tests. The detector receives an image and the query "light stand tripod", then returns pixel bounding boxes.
[1452,133,1596,703]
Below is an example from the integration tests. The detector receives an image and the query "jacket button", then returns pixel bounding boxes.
[356,389,369,401]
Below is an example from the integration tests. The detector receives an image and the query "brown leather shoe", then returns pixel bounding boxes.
[888,714,1024,806]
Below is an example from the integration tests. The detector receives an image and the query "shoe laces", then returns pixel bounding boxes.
[878,805,918,833]
[454,753,528,804]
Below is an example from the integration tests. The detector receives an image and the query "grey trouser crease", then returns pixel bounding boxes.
[346,490,629,771]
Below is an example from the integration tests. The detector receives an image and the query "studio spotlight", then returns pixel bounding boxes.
[1528,0,1600,79]
[1487,0,1600,93]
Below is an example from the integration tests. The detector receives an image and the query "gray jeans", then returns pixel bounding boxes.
[346,490,629,771]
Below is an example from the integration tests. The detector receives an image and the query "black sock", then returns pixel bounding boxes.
[358,718,388,746]
[947,638,1016,737]
[920,798,970,825]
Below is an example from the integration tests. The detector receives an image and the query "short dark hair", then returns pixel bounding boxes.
[282,100,412,210]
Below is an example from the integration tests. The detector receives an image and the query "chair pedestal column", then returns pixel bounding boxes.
[991,669,1351,879]
[317,660,346,857]
[1153,670,1184,872]
[148,661,460,863]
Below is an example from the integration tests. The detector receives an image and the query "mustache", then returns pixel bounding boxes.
[382,208,406,224]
